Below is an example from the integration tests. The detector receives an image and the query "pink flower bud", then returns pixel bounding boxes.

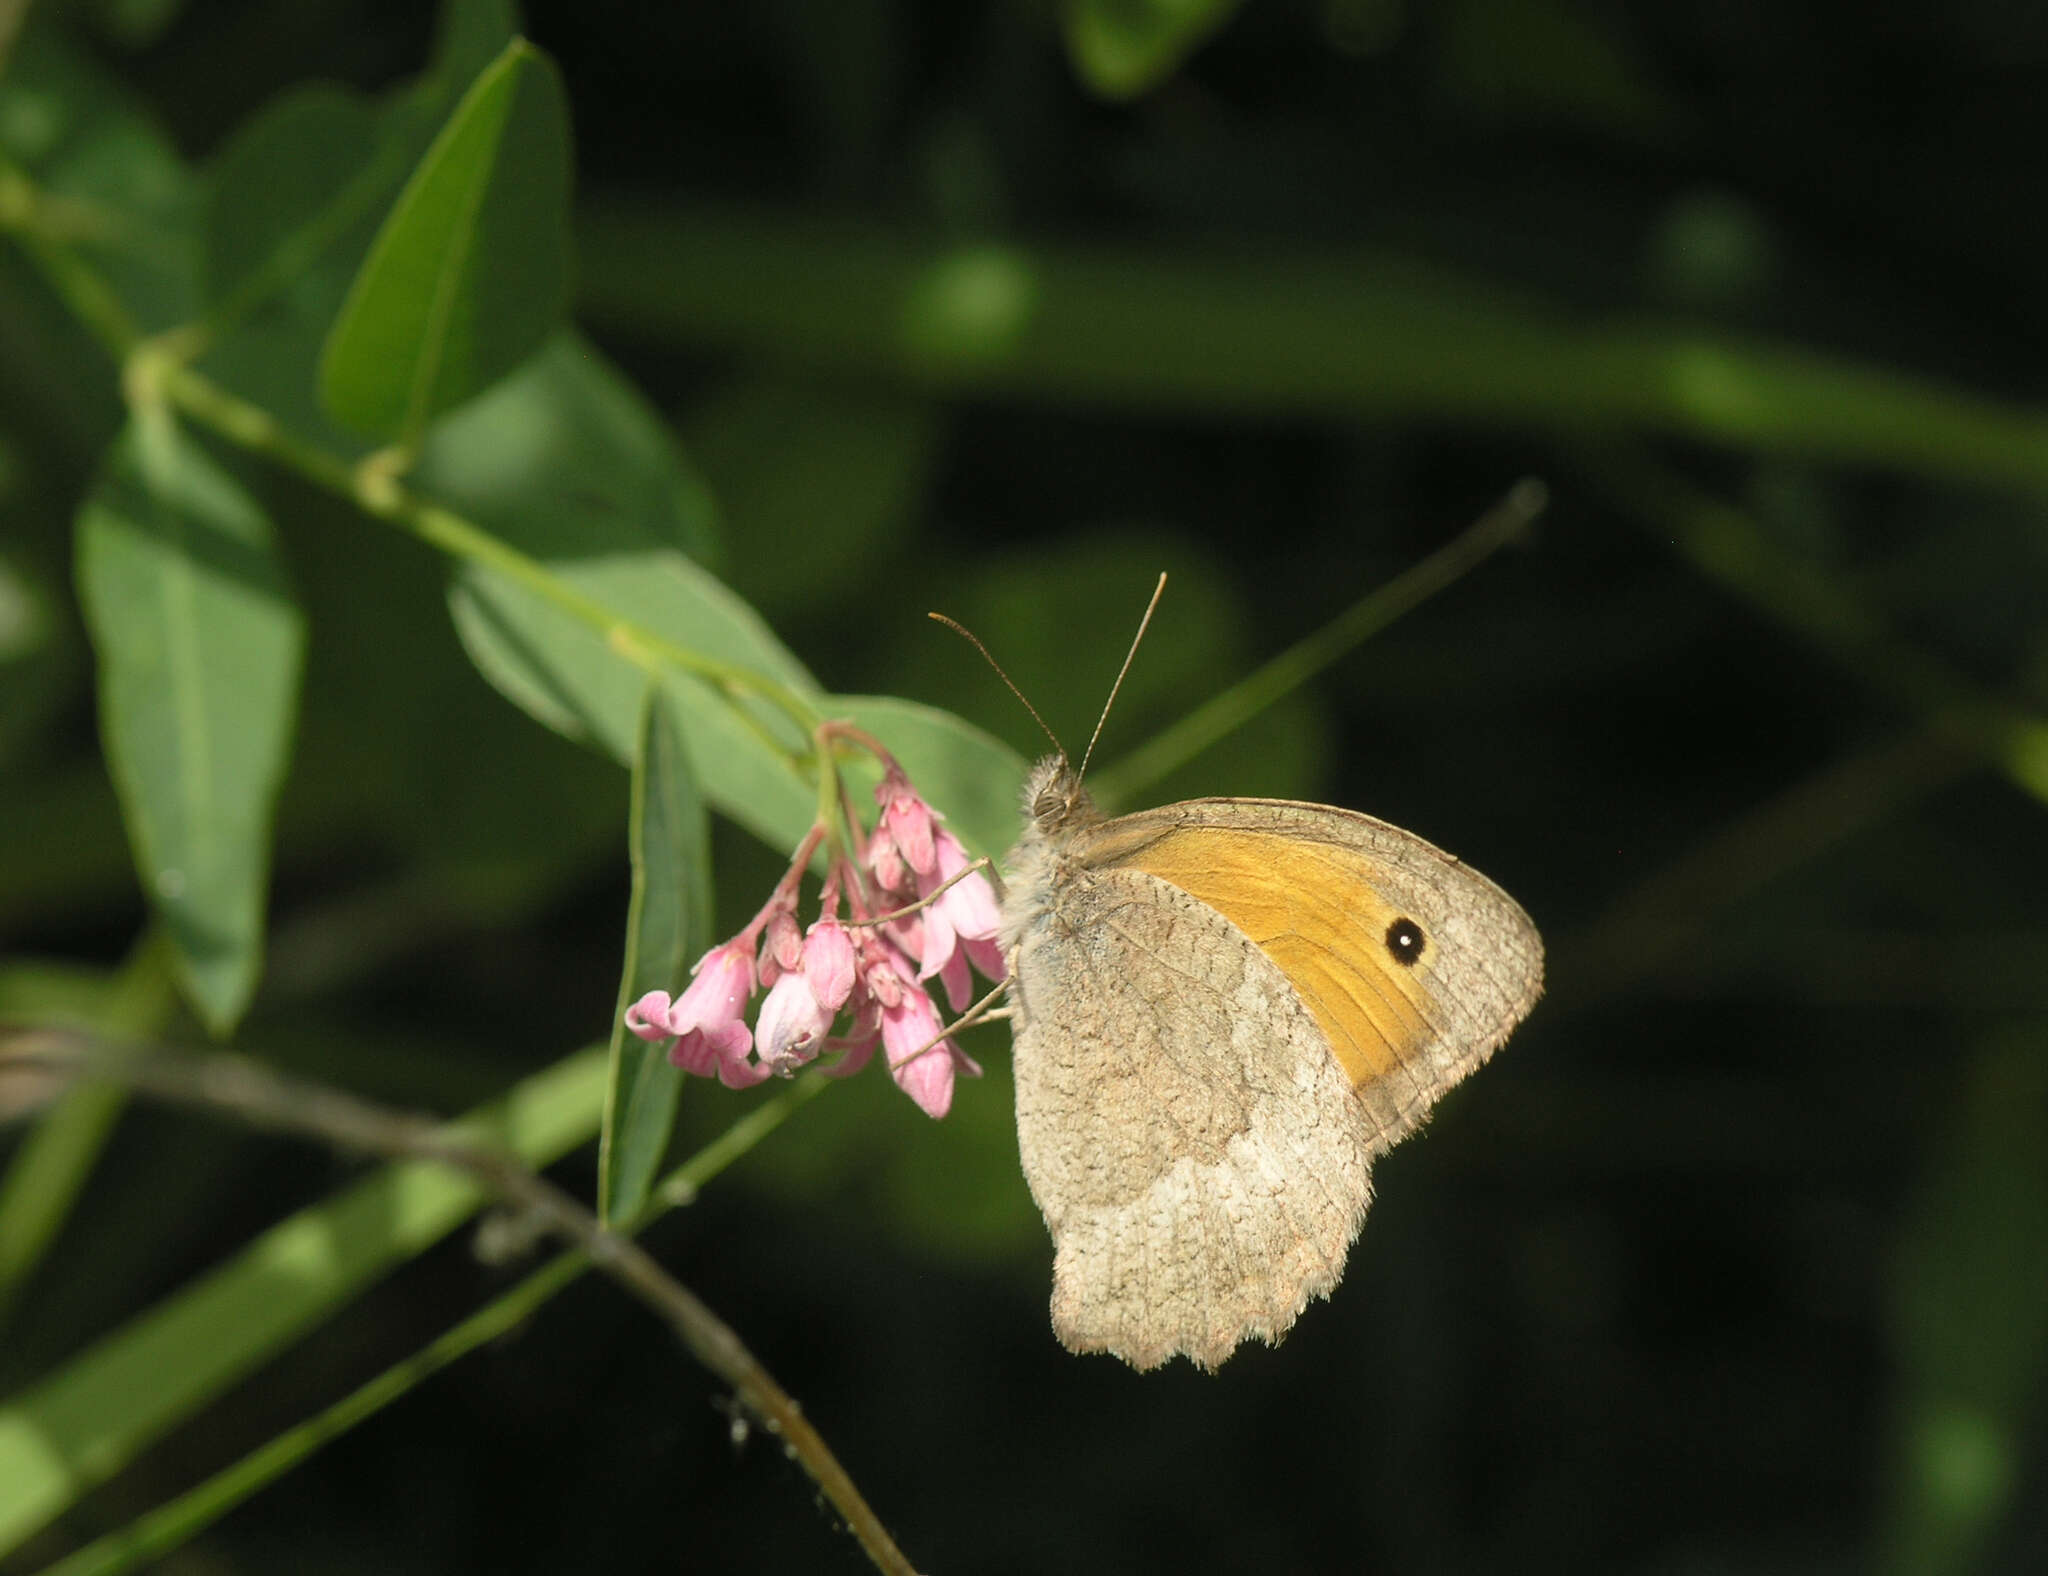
[755,970,834,1076]
[875,771,937,878]
[882,973,954,1118]
[874,949,981,1118]
[760,900,803,987]
[866,824,907,895]
[802,918,857,1011]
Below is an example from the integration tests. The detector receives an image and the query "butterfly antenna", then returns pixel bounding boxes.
[929,612,1066,759]
[1076,572,1166,784]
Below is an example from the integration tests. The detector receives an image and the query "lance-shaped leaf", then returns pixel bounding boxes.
[599,685,711,1224]
[319,38,571,445]
[74,413,305,1034]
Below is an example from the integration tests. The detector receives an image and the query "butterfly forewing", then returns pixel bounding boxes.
[1068,798,1543,1153]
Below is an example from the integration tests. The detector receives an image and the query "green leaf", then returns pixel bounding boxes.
[366,0,524,190]
[683,377,940,614]
[202,85,385,318]
[0,21,199,335]
[0,941,178,1327]
[17,1066,817,1576]
[422,0,525,105]
[416,330,718,566]
[318,38,572,444]
[0,1048,607,1558]
[836,695,1026,861]
[422,339,820,848]
[1063,0,1245,98]
[368,0,523,178]
[195,0,523,440]
[447,555,819,849]
[415,339,1023,853]
[73,413,305,1034]
[193,3,519,457]
[598,686,709,1224]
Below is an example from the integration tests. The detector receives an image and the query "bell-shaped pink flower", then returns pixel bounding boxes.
[755,971,830,1076]
[875,770,938,881]
[876,950,981,1118]
[914,826,1006,1007]
[754,919,859,1076]
[883,981,953,1117]
[624,940,765,1088]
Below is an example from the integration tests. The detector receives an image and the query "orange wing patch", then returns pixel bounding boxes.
[1116,826,1434,1089]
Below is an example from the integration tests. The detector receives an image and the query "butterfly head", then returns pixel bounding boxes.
[1023,754,1099,839]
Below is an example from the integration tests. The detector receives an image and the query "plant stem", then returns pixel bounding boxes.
[145,355,823,745]
[1,162,824,750]
[1090,478,1547,806]
[0,156,139,356]
[27,1075,832,1576]
[0,1037,920,1576]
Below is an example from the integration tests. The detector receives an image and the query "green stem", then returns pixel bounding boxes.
[0,157,139,357]
[1,161,823,752]
[0,932,177,1328]
[150,357,824,746]
[1090,479,1547,807]
[576,201,2048,500]
[29,1075,830,1576]
[1580,446,2048,810]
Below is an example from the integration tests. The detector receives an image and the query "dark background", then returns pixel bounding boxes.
[5,1,2048,1572]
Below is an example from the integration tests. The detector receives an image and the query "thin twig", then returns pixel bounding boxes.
[1552,725,1974,1010]
[0,1031,923,1576]
[1088,478,1547,806]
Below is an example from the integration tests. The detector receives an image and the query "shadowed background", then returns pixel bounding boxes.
[3,1,2047,1573]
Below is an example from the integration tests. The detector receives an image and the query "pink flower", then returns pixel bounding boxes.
[915,827,1007,1009]
[624,940,766,1089]
[877,949,981,1119]
[875,770,937,880]
[754,919,857,1076]
[866,823,907,895]
[615,760,997,1118]
[754,972,831,1077]
[758,893,803,987]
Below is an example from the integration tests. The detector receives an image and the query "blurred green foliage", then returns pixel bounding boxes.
[3,1,2047,1573]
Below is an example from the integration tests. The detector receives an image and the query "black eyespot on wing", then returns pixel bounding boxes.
[1384,916,1425,966]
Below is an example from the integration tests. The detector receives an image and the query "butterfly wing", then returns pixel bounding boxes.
[1007,854,1377,1371]
[1070,798,1544,1152]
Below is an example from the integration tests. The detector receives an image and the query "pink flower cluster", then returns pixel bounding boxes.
[623,761,1004,1118]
